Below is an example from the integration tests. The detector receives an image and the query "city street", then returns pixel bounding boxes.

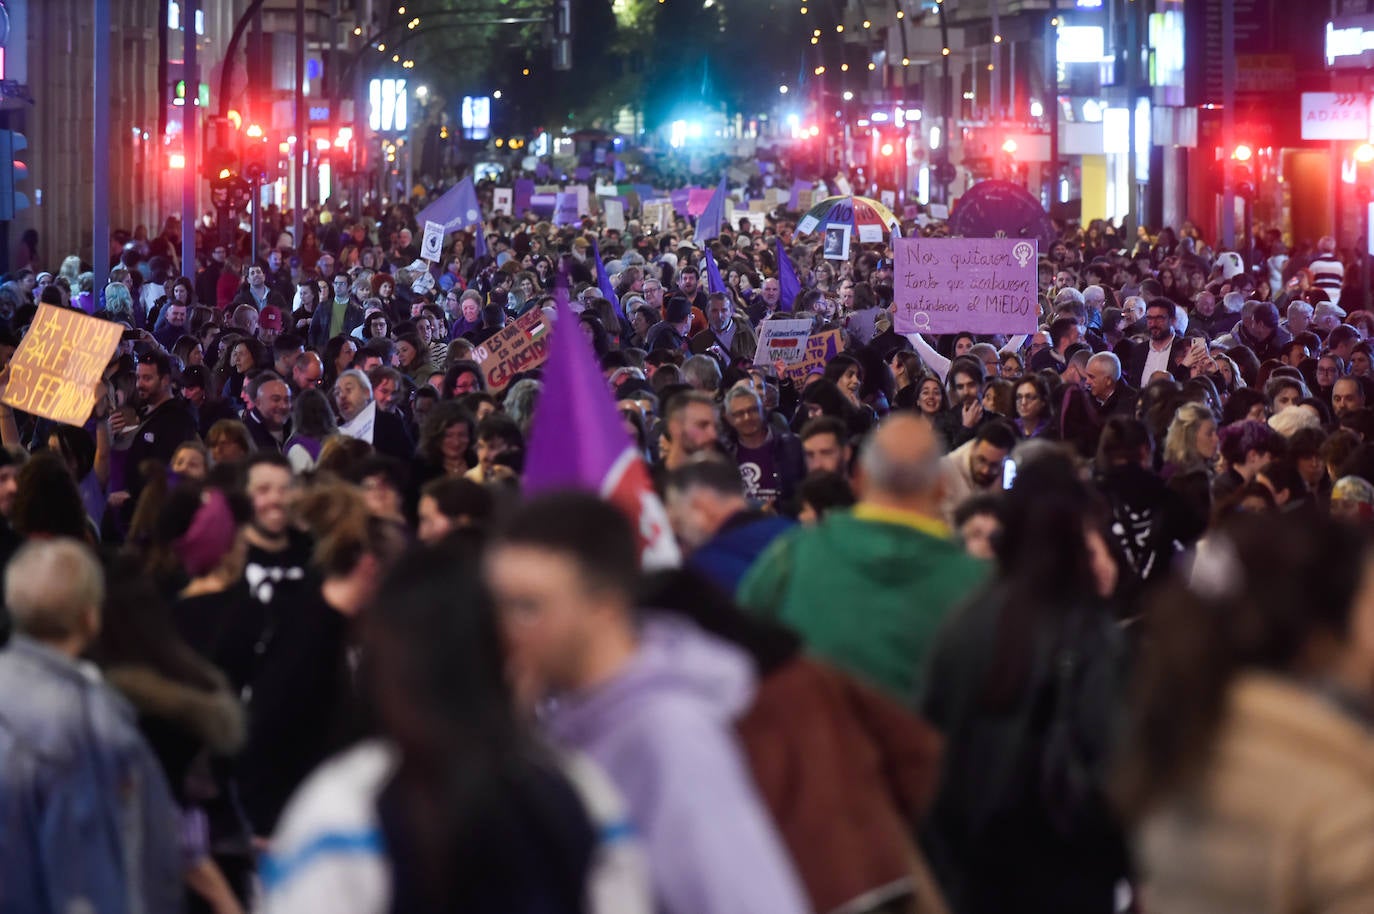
[1,2,1374,914]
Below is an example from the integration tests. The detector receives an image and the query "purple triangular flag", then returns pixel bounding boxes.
[775,238,800,312]
[693,177,728,246]
[592,241,623,319]
[523,296,681,568]
[702,247,727,295]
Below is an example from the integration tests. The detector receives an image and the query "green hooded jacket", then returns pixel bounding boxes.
[737,507,988,703]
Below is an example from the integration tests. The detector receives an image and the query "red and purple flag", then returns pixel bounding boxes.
[523,296,680,569]
[775,238,800,312]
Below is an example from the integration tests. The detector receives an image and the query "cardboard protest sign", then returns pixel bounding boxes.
[603,198,626,232]
[643,201,673,232]
[473,308,552,392]
[778,330,842,385]
[3,304,123,425]
[892,237,1039,335]
[492,188,513,215]
[753,318,814,366]
[880,189,896,209]
[420,220,444,262]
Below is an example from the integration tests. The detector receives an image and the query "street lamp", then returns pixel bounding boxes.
[779,85,788,94]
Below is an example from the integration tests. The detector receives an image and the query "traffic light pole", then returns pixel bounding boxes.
[294,0,306,253]
[94,0,111,294]
[182,0,199,278]
[1220,0,1236,249]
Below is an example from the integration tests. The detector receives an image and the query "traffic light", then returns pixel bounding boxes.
[0,130,30,222]
[1227,144,1255,200]
[1355,144,1374,204]
[553,0,572,70]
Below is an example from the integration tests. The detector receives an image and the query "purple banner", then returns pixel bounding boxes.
[892,237,1039,335]
[529,193,557,218]
[553,192,579,226]
[514,178,536,215]
[669,187,692,216]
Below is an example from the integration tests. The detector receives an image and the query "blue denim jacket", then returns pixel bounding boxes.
[0,636,184,914]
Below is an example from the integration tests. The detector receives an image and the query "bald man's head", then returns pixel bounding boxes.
[858,414,945,506]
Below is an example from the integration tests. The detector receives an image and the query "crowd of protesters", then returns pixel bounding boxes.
[2,170,1374,914]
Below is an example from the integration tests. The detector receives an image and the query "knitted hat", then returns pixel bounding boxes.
[1332,475,1374,520]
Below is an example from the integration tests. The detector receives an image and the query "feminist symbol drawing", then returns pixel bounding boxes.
[1012,241,1035,268]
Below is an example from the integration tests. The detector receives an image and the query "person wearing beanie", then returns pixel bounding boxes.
[1330,475,1374,523]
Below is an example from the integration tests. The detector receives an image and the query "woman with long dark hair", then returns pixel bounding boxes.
[920,454,1130,914]
[1115,513,1374,913]
[261,543,652,913]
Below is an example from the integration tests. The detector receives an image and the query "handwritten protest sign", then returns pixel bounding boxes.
[603,198,626,232]
[3,304,123,424]
[753,318,814,366]
[474,308,552,392]
[778,330,842,386]
[892,237,1039,335]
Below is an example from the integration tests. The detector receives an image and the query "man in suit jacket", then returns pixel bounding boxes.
[1120,299,1190,388]
[333,368,414,464]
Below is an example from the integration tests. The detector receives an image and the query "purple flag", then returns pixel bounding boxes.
[416,176,486,259]
[775,238,800,312]
[592,241,623,319]
[523,297,681,568]
[514,178,535,215]
[669,187,692,216]
[553,192,578,227]
[693,177,728,246]
[702,247,727,295]
[416,176,482,234]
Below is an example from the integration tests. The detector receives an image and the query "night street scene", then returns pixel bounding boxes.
[1,0,1374,911]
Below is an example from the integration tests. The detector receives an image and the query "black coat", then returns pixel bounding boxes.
[1059,383,1139,459]
[372,408,415,463]
[1118,337,1189,390]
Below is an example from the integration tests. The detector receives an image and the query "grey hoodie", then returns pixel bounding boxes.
[544,615,810,914]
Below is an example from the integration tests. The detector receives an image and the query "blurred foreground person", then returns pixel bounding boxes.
[0,539,183,914]
[486,493,809,914]
[739,414,987,703]
[1116,513,1374,914]
[643,568,948,914]
[263,541,651,913]
[920,455,1131,914]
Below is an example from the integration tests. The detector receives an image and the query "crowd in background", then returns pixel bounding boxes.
[1,169,1374,914]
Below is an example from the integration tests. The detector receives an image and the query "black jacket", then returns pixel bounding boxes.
[372,409,415,463]
[126,399,201,497]
[1118,337,1189,390]
[1059,383,1139,459]
[244,409,291,453]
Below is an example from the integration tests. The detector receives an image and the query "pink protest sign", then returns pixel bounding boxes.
[892,237,1039,335]
[686,187,715,217]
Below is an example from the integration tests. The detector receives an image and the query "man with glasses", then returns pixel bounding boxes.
[309,272,364,349]
[1123,300,1187,387]
[641,277,665,318]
